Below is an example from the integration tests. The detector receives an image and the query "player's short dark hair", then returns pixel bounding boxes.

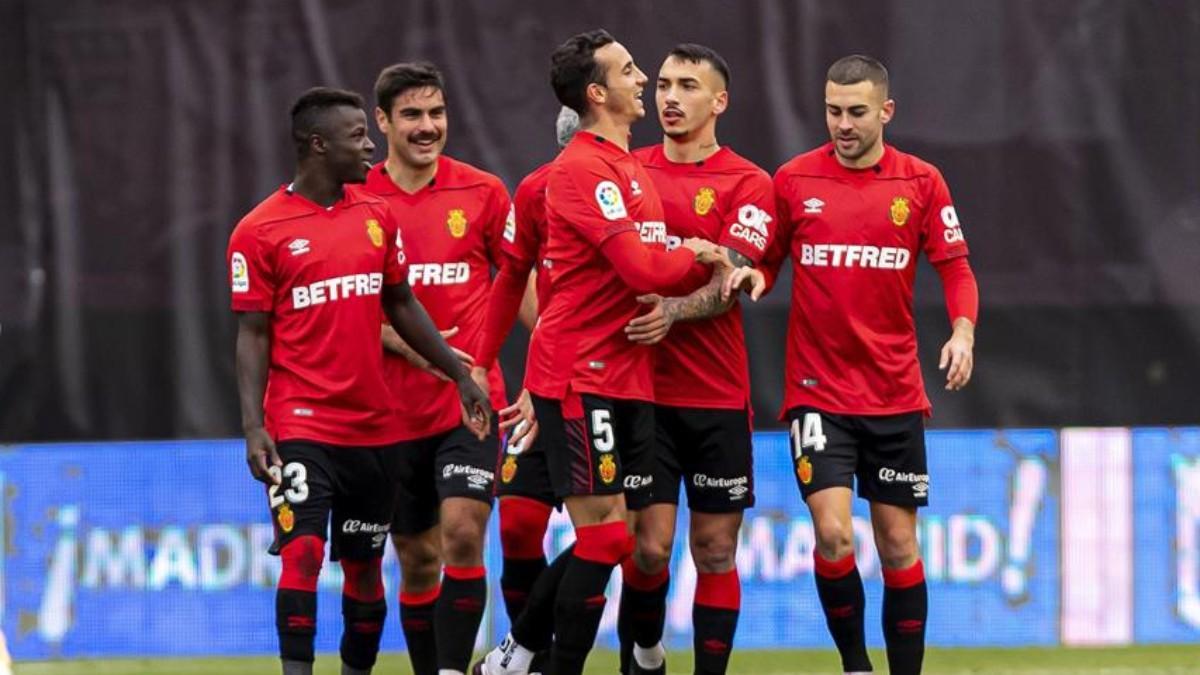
[666,43,731,88]
[550,29,616,116]
[290,87,364,157]
[826,55,889,95]
[375,61,446,117]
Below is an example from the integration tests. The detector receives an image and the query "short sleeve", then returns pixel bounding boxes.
[227,222,275,312]
[920,169,970,263]
[381,206,409,285]
[548,158,638,246]
[717,171,776,264]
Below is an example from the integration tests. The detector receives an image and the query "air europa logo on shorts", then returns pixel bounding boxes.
[341,520,389,534]
[291,273,383,309]
[442,463,494,490]
[877,468,929,484]
[624,474,653,489]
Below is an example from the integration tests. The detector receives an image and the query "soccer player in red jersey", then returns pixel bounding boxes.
[726,56,979,675]
[476,30,725,675]
[364,62,518,675]
[228,87,489,675]
[615,43,775,675]
[475,105,580,675]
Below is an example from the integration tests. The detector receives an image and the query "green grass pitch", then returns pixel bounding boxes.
[13,645,1200,674]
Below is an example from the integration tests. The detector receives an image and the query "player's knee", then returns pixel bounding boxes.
[441,516,486,565]
[279,535,325,592]
[690,530,737,574]
[875,526,919,569]
[340,557,385,602]
[813,517,854,560]
[633,534,672,575]
[396,535,442,590]
[499,497,552,559]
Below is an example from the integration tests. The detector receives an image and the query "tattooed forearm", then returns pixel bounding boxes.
[663,248,755,323]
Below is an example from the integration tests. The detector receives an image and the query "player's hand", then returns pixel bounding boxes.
[625,294,673,345]
[245,426,282,484]
[721,266,766,302]
[939,319,975,391]
[683,237,728,266]
[499,388,539,452]
[456,374,493,441]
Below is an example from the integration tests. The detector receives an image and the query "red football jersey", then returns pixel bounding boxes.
[505,161,554,309]
[227,185,408,446]
[364,156,510,440]
[524,132,669,402]
[766,143,970,417]
[633,145,775,409]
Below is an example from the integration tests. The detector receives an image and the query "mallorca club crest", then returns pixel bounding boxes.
[694,187,716,216]
[277,504,296,533]
[889,197,911,227]
[447,208,468,238]
[366,219,384,247]
[501,455,518,483]
[797,456,813,485]
[598,453,617,484]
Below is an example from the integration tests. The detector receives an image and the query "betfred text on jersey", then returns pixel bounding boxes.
[799,243,911,270]
[291,273,384,309]
[407,262,471,287]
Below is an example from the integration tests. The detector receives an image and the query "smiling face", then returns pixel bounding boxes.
[591,41,648,124]
[376,85,447,170]
[825,79,893,168]
[320,105,375,183]
[656,54,727,139]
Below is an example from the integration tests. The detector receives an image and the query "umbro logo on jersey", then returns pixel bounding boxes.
[288,239,311,256]
[803,198,824,214]
[630,179,643,196]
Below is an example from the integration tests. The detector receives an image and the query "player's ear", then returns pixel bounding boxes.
[713,90,729,117]
[308,132,327,156]
[374,106,389,134]
[880,98,895,125]
[586,81,607,109]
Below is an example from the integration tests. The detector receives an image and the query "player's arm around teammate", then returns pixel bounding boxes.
[618,45,775,675]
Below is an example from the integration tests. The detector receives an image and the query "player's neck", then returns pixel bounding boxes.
[384,154,438,194]
[836,139,886,170]
[583,118,632,152]
[662,129,720,164]
[290,169,343,207]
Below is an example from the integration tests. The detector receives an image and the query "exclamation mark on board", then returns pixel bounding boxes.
[38,505,79,644]
[1002,458,1047,601]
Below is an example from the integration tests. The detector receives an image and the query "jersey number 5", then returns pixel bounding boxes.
[591,409,615,453]
[267,462,310,507]
[790,412,828,458]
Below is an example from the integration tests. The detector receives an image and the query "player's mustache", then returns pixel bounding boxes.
[409,132,441,143]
